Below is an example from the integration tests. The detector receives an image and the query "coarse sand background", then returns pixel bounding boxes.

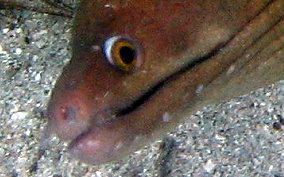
[1,1,284,176]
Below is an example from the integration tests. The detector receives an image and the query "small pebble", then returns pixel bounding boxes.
[11,111,29,121]
[272,122,282,131]
[203,159,216,173]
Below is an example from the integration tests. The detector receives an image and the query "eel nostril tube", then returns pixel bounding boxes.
[46,99,92,141]
[59,105,79,122]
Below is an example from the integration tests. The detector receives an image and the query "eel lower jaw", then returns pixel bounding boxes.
[67,121,138,165]
[64,83,164,165]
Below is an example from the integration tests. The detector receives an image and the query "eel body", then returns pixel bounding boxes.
[47,0,284,165]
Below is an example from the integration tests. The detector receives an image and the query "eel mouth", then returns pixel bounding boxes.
[116,46,221,117]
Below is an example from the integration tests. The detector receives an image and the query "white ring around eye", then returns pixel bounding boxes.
[103,36,122,65]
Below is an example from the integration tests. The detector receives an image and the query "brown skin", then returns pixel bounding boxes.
[47,0,284,165]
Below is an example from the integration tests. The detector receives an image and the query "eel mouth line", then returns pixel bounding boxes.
[116,46,221,117]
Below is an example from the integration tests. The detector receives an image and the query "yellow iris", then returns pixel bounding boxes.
[111,40,137,72]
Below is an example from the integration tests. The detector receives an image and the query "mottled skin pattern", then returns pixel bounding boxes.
[47,0,284,165]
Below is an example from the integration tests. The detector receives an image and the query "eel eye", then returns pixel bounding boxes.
[103,36,143,72]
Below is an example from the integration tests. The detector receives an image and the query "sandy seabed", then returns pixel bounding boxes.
[0,5,284,177]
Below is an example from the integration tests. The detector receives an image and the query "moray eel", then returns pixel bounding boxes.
[47,0,284,165]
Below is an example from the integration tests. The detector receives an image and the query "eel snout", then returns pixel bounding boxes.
[47,81,145,165]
